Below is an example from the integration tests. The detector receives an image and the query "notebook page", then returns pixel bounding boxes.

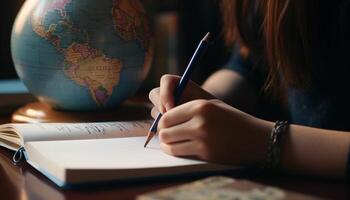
[27,136,206,169]
[14,120,151,143]
[25,137,236,185]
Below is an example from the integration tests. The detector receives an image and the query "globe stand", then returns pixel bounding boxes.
[11,100,151,123]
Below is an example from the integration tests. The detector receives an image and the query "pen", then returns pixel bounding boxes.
[144,32,211,147]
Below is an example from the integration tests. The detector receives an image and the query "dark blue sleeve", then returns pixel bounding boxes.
[224,44,267,91]
[225,45,289,121]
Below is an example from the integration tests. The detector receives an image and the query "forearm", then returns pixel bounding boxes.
[202,69,350,179]
[202,69,258,113]
[279,124,350,179]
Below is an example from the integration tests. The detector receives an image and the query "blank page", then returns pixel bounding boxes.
[26,137,206,169]
[25,137,235,186]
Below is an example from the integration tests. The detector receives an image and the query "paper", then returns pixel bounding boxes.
[12,120,151,143]
[27,137,206,169]
[24,137,235,185]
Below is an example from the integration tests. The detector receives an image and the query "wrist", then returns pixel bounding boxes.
[249,118,274,165]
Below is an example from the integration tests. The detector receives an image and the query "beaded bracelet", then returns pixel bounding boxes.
[265,121,288,170]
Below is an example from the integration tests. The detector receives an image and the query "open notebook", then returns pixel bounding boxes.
[0,121,235,187]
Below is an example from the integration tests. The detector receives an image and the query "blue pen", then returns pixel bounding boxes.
[144,32,211,147]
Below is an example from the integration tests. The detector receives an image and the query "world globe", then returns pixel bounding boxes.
[11,0,153,111]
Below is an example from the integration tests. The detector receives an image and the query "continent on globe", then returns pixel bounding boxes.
[112,0,151,50]
[31,0,73,50]
[30,0,123,107]
[112,0,153,79]
[12,0,152,110]
[64,43,122,106]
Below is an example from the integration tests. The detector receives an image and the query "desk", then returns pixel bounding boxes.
[0,101,349,200]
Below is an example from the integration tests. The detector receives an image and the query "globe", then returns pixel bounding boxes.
[11,0,153,111]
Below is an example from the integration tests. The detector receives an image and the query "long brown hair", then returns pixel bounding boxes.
[221,0,334,90]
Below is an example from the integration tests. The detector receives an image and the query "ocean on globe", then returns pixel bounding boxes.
[11,0,153,110]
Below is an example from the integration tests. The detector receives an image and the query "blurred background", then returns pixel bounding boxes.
[1,0,230,92]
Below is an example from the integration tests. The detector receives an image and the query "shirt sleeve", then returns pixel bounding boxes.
[224,44,267,91]
[225,44,290,121]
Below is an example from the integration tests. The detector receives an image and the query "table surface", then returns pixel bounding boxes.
[0,101,349,200]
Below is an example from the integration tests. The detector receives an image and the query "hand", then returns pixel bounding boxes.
[149,74,215,118]
[157,99,274,166]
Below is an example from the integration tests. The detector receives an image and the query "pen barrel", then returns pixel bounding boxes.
[173,41,209,104]
[150,113,162,132]
[146,33,210,140]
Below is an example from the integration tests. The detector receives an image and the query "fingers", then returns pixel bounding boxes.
[148,74,181,115]
[150,107,158,119]
[159,118,198,144]
[158,99,209,129]
[160,74,180,112]
[149,87,160,110]
[148,87,159,104]
[160,140,202,157]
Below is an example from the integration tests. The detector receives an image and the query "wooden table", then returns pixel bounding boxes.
[0,103,349,200]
